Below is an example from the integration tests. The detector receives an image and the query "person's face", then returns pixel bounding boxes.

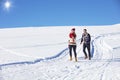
[71,30,75,33]
[83,29,87,33]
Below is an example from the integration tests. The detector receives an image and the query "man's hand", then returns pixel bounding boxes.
[80,42,82,45]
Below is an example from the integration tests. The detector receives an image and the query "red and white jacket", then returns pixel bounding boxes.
[68,32,76,45]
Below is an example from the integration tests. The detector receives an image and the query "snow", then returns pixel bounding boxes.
[0,24,120,80]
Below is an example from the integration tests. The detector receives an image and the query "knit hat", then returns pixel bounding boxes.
[71,28,75,31]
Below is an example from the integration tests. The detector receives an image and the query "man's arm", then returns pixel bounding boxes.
[80,34,84,44]
[88,33,91,42]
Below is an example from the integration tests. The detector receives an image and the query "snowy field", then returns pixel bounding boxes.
[0,24,120,80]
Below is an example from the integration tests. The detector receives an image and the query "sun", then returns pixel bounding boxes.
[4,1,11,10]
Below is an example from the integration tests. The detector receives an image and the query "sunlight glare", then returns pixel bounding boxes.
[4,1,11,10]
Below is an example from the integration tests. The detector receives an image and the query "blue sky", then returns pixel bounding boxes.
[0,0,120,28]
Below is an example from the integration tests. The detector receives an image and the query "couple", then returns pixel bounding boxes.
[68,28,91,62]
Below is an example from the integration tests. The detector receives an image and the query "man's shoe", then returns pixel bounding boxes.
[84,56,88,59]
[89,57,91,60]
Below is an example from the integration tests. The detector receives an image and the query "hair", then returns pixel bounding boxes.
[84,29,87,31]
[72,28,75,31]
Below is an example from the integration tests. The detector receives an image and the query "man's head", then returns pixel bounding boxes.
[83,29,87,33]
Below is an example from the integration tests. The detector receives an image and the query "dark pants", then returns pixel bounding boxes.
[69,45,77,58]
[83,43,91,59]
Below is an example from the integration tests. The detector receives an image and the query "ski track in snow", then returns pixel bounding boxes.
[0,32,120,80]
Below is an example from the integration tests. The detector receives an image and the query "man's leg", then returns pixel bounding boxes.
[86,44,91,60]
[83,44,87,59]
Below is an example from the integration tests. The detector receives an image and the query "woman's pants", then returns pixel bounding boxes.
[69,45,77,58]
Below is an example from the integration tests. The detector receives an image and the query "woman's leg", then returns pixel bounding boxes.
[73,45,77,58]
[73,45,77,61]
[69,45,72,60]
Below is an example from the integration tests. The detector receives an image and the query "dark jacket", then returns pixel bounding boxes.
[81,33,91,44]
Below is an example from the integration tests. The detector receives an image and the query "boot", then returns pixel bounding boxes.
[89,57,91,60]
[75,57,78,62]
[69,56,72,61]
[84,56,88,59]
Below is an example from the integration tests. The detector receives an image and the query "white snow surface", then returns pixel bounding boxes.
[0,24,120,80]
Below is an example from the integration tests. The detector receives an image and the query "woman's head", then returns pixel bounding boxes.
[71,28,75,33]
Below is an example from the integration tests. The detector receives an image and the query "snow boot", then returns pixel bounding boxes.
[75,57,78,62]
[84,56,88,59]
[69,56,72,61]
[89,57,91,60]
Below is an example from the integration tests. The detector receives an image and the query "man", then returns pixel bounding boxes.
[80,29,91,60]
[68,28,77,62]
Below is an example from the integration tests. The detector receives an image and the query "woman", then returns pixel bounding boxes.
[68,28,77,62]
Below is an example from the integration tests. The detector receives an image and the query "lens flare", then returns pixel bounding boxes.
[4,1,11,10]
